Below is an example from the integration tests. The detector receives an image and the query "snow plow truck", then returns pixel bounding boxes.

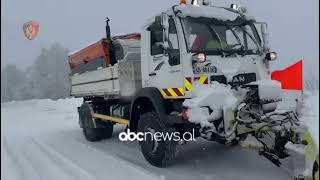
[68,1,318,179]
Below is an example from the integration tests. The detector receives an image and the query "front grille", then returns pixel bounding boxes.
[210,73,256,87]
[210,75,227,84]
[231,73,256,86]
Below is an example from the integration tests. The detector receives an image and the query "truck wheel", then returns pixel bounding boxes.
[83,128,104,142]
[102,122,113,139]
[79,102,105,142]
[138,111,177,167]
[313,160,319,180]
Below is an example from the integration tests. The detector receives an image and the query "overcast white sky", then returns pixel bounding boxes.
[1,0,319,75]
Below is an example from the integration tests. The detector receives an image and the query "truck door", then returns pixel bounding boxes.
[148,16,184,98]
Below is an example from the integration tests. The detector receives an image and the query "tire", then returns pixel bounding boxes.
[79,102,113,141]
[138,111,177,167]
[102,122,113,139]
[83,128,104,142]
[313,160,319,180]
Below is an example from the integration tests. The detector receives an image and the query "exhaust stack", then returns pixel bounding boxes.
[105,17,111,42]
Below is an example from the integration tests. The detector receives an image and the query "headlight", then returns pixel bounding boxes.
[266,52,277,61]
[192,53,206,63]
[230,4,239,10]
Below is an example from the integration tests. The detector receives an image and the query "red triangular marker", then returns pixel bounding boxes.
[271,60,303,90]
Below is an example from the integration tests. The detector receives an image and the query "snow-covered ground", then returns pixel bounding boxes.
[1,92,317,180]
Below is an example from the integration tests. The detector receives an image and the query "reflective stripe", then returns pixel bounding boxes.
[168,88,178,97]
[161,88,185,98]
[199,76,208,84]
[185,77,192,91]
[194,76,208,85]
[177,88,185,96]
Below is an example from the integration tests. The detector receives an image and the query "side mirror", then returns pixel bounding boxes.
[149,16,162,31]
[155,15,161,24]
[265,52,277,61]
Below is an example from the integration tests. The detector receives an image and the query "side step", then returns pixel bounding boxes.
[93,113,129,125]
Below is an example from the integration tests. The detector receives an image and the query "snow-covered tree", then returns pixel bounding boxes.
[1,43,71,102]
[1,64,27,102]
[27,43,71,100]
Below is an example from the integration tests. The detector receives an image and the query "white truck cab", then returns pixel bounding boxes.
[141,3,276,99]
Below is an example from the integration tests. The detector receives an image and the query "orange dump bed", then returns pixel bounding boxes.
[68,39,111,71]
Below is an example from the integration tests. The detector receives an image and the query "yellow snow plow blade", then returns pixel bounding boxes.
[303,132,319,180]
[93,113,129,125]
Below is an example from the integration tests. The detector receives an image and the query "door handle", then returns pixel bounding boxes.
[149,72,156,76]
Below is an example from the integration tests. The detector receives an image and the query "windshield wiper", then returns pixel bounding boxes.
[206,25,225,57]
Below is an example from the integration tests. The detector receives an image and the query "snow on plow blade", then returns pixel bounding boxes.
[182,80,308,168]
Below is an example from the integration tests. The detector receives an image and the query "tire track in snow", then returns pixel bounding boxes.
[21,137,77,180]
[59,130,160,172]
[38,132,162,180]
[63,128,143,160]
[29,137,98,180]
[3,99,293,180]
[59,130,225,180]
[3,137,41,180]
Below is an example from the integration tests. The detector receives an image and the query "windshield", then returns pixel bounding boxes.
[182,17,262,55]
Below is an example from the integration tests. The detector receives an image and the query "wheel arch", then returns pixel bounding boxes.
[129,87,167,132]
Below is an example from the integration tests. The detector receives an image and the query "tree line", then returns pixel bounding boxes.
[1,43,71,102]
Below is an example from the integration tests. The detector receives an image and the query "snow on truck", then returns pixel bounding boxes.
[68,1,317,179]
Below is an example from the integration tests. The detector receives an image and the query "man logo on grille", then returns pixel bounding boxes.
[232,76,245,83]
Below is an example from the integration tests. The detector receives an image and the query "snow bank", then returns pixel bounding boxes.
[2,98,83,113]
[183,82,238,127]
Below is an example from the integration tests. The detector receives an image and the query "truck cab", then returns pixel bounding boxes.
[141,4,276,99]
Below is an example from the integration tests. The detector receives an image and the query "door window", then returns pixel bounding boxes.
[168,17,180,66]
[150,24,163,56]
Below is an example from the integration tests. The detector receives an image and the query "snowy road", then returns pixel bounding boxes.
[2,98,295,180]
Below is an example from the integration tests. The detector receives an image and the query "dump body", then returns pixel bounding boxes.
[68,39,112,75]
[69,34,141,99]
